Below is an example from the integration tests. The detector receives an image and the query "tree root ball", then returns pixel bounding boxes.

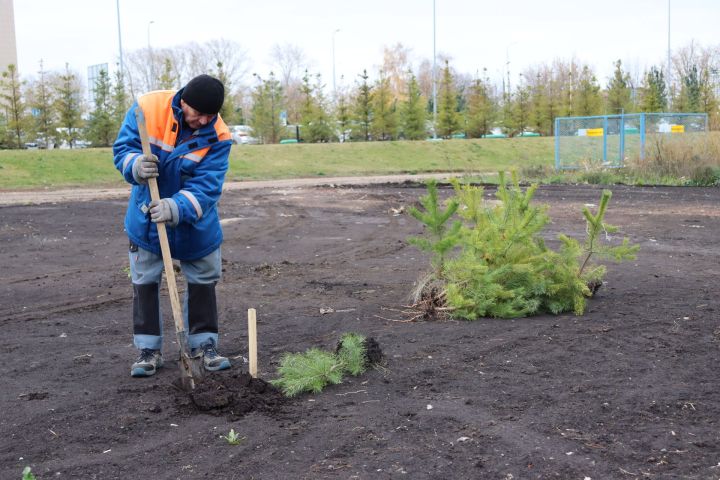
[362,337,384,366]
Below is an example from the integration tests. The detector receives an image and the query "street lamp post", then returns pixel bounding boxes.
[116,0,124,78]
[147,20,155,89]
[147,20,155,50]
[332,29,340,97]
[667,0,672,106]
[505,42,517,96]
[432,0,437,139]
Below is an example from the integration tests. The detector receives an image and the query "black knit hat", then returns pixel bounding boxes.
[181,74,225,114]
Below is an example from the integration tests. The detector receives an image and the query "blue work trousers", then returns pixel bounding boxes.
[129,245,222,351]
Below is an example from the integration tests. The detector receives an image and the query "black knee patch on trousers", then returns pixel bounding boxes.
[133,283,160,336]
[188,283,218,335]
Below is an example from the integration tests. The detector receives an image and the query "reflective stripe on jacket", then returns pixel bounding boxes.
[113,89,232,261]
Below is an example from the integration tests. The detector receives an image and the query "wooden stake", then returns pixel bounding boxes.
[248,308,257,377]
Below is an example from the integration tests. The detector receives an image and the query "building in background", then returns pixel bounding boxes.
[0,0,18,73]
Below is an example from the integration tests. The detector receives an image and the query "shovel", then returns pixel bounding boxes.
[135,108,203,391]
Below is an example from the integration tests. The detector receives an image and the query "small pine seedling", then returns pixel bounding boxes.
[271,348,344,397]
[221,429,246,445]
[407,180,461,279]
[336,332,367,376]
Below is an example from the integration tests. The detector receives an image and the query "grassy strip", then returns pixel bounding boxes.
[0,137,553,190]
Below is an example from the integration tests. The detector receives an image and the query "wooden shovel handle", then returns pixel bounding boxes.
[135,109,185,338]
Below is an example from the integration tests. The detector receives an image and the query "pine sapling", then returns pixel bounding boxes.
[272,332,380,397]
[408,172,639,319]
[407,180,461,280]
[580,190,639,272]
[407,180,461,310]
[271,348,344,397]
[336,332,368,376]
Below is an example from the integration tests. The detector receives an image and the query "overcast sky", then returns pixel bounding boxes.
[12,0,720,90]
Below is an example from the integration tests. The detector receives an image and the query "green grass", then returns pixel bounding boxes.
[0,137,554,190]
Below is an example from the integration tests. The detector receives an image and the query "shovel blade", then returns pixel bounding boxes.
[176,332,204,390]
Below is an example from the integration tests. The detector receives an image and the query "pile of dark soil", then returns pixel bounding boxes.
[179,372,285,419]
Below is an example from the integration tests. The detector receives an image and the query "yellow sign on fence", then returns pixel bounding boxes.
[586,128,604,137]
[671,125,685,133]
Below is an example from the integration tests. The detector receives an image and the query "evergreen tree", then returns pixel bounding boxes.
[86,69,116,147]
[111,69,130,131]
[54,63,84,148]
[437,60,460,138]
[698,67,719,122]
[213,61,236,123]
[299,71,334,142]
[640,66,667,112]
[464,71,495,138]
[501,86,514,136]
[399,70,427,140]
[529,73,551,136]
[606,59,633,114]
[510,81,531,136]
[249,72,284,144]
[544,68,562,135]
[370,70,398,141]
[573,66,602,116]
[351,69,372,141]
[30,60,58,148]
[157,58,178,90]
[0,64,27,148]
[675,64,702,112]
[333,87,351,142]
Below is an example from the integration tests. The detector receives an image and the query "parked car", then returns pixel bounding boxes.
[229,125,258,145]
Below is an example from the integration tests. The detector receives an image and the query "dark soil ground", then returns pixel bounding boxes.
[1,183,719,480]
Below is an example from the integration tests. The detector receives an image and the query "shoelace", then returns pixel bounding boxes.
[202,343,218,358]
[139,348,157,362]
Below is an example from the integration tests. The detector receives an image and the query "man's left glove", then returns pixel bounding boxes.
[148,198,179,227]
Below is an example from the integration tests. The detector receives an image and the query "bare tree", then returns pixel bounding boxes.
[269,43,311,124]
[124,39,250,100]
[381,43,413,101]
[270,43,309,88]
[186,39,251,87]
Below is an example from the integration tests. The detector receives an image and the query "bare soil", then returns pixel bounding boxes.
[1,183,719,479]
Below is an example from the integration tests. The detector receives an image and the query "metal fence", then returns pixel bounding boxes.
[554,113,709,170]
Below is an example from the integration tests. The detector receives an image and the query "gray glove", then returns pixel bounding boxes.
[132,153,159,183]
[148,198,179,227]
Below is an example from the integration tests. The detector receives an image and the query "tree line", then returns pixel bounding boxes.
[1,40,718,148]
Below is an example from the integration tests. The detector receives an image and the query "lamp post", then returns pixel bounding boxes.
[505,42,517,96]
[332,28,340,97]
[116,0,124,79]
[147,20,155,50]
[432,0,437,139]
[667,0,672,107]
[147,20,155,89]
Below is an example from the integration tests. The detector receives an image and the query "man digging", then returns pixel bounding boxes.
[113,74,233,377]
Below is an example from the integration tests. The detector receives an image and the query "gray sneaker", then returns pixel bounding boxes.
[131,349,163,377]
[193,340,231,371]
